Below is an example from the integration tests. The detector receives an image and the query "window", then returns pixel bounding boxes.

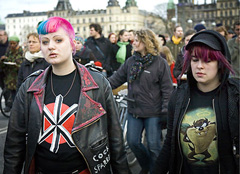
[77,27,80,32]
[77,19,79,24]
[101,17,104,22]
[83,26,86,31]
[89,18,91,23]
[109,17,111,22]
[83,19,85,23]
[95,18,98,22]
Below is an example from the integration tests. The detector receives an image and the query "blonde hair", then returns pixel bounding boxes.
[215,26,228,40]
[160,46,175,65]
[135,29,160,56]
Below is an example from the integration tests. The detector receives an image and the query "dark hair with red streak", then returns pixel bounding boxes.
[181,43,234,78]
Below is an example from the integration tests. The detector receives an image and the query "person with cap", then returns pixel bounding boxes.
[153,30,239,174]
[0,35,23,112]
[73,35,97,65]
[227,21,240,79]
[193,23,206,32]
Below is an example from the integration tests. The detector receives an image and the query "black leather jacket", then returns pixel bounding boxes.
[4,61,129,174]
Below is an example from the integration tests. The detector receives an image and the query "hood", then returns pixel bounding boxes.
[185,30,231,89]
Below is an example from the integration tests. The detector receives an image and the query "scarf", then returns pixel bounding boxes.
[116,42,129,64]
[129,52,155,84]
[172,35,182,45]
[25,51,44,62]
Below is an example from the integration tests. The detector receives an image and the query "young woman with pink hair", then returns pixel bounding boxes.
[4,17,129,174]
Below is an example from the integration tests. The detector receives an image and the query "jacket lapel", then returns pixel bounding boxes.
[72,62,106,132]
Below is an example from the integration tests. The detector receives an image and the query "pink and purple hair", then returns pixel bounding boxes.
[37,17,76,54]
[181,43,234,78]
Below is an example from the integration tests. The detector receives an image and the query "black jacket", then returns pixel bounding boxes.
[4,61,129,174]
[109,53,173,118]
[73,46,97,65]
[17,58,49,90]
[110,43,132,72]
[154,30,240,174]
[154,79,239,174]
[84,36,112,72]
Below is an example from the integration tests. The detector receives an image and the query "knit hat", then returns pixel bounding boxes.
[9,35,20,42]
[193,24,206,32]
[75,35,85,45]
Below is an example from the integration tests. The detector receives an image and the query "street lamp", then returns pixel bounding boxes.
[201,20,206,25]
[187,19,193,29]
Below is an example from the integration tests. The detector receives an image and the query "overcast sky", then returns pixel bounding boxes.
[0,0,210,23]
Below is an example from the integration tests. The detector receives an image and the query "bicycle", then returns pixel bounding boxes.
[114,88,140,167]
[0,87,12,118]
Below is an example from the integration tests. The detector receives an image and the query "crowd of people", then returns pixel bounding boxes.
[0,16,239,174]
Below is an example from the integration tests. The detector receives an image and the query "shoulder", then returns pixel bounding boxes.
[25,69,44,81]
[228,78,240,92]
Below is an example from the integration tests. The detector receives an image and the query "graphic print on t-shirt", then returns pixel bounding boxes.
[38,94,78,153]
[180,107,218,165]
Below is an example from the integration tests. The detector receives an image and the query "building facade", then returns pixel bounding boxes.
[176,0,239,31]
[5,0,165,45]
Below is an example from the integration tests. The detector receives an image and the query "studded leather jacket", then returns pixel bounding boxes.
[4,61,129,174]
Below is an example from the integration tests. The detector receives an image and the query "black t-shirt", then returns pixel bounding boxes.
[35,69,87,173]
[180,85,220,174]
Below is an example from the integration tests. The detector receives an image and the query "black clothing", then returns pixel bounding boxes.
[17,58,49,90]
[73,46,97,65]
[84,36,112,73]
[110,43,132,72]
[154,30,239,174]
[4,60,129,174]
[109,52,173,118]
[35,70,87,173]
[0,40,8,57]
[0,40,8,88]
[173,46,187,86]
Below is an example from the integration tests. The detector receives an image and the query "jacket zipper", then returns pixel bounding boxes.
[177,98,190,174]
[212,99,221,173]
[71,118,101,174]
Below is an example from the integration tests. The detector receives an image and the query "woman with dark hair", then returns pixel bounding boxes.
[158,34,166,47]
[110,29,132,72]
[109,29,173,174]
[154,30,239,174]
[4,17,129,174]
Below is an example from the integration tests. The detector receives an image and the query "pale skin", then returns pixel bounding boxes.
[120,31,129,42]
[28,35,41,54]
[132,35,146,56]
[40,28,76,76]
[191,54,220,93]
[90,27,101,39]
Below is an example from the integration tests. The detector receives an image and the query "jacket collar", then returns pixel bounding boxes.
[27,59,99,93]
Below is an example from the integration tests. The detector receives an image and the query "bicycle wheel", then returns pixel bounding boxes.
[0,90,11,118]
